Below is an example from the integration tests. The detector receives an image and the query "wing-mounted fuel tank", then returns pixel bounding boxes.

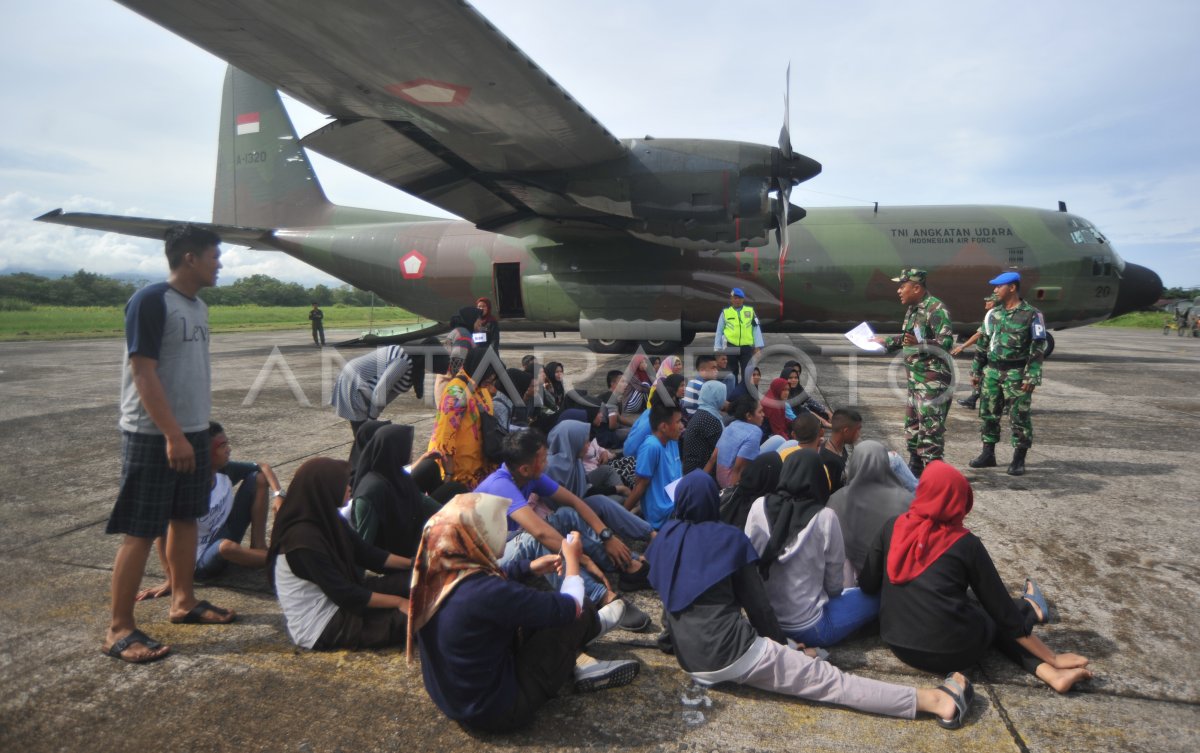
[498,139,820,251]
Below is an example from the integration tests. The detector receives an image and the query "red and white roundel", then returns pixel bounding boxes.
[399,250,427,279]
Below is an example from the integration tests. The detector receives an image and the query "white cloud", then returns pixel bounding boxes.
[1,0,1197,286]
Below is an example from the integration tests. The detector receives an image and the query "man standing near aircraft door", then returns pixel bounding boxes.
[874,269,955,478]
[968,271,1047,476]
[714,288,763,385]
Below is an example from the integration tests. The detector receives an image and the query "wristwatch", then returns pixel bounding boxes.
[598,528,613,542]
[272,489,286,499]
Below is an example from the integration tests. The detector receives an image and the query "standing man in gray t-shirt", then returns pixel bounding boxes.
[103,225,235,664]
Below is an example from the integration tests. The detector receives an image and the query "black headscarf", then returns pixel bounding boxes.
[505,367,533,399]
[268,458,356,589]
[719,451,784,530]
[348,419,392,484]
[542,361,565,403]
[759,449,831,578]
[350,424,429,557]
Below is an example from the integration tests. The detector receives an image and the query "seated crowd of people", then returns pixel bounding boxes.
[155,339,1093,733]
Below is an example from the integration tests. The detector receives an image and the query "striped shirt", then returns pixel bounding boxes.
[330,346,413,422]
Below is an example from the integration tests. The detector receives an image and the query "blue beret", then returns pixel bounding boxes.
[730,288,746,298]
[989,271,1021,285]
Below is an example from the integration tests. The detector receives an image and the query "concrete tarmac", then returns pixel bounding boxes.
[1,326,1197,752]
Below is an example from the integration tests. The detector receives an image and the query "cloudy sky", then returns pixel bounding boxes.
[2,0,1197,287]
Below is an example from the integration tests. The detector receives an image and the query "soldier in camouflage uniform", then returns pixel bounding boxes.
[968,271,1048,476]
[876,268,955,477]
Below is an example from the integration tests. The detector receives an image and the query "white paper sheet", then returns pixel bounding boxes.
[845,322,885,352]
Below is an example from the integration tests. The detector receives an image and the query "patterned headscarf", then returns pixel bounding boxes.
[406,493,510,660]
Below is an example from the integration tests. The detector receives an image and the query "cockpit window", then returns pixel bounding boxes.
[1068,217,1105,244]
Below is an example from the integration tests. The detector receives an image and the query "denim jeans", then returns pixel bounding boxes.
[500,509,610,604]
[785,588,880,648]
[581,494,653,541]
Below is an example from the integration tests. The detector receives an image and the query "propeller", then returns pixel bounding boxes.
[769,64,821,294]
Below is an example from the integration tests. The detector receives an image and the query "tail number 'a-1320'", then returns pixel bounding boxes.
[236,151,267,165]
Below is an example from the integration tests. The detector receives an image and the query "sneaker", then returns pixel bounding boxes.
[574,658,641,693]
[617,601,653,632]
[596,600,626,637]
[618,562,652,593]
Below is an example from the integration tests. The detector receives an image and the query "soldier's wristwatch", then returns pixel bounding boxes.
[599,528,613,542]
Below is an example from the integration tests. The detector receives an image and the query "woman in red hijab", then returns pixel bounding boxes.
[761,378,792,439]
[859,461,1093,693]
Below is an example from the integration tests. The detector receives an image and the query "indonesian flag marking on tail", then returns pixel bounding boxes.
[236,112,260,135]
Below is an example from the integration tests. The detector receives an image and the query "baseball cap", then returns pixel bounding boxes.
[890,268,927,284]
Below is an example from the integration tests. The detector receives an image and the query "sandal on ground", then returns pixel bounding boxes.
[170,599,235,625]
[1023,578,1056,624]
[103,629,170,663]
[935,673,974,730]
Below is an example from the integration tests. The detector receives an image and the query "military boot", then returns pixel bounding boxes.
[1007,447,1028,476]
[908,454,925,478]
[969,443,997,468]
[957,393,978,410]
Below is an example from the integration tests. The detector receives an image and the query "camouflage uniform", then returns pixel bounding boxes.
[884,293,955,463]
[972,300,1047,448]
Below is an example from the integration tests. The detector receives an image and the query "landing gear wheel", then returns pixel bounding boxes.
[641,339,682,355]
[1043,332,1055,359]
[587,338,633,354]
[680,330,697,347]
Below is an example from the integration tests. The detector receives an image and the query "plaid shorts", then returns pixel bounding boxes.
[107,430,211,539]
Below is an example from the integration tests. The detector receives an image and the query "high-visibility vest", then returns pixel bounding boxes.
[722,305,757,346]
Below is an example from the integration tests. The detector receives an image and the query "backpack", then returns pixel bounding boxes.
[479,409,505,463]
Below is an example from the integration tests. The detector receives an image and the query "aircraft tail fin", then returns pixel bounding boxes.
[214,66,331,229]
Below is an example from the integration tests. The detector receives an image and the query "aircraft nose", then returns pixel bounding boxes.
[1112,262,1163,317]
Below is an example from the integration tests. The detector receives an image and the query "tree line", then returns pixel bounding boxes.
[0,270,380,309]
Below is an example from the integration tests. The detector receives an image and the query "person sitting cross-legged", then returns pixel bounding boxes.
[476,430,653,632]
[412,494,641,732]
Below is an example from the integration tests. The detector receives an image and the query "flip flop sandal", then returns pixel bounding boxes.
[935,673,973,730]
[170,599,235,625]
[103,629,170,663]
[1024,578,1057,624]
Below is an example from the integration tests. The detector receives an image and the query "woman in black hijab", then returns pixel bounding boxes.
[719,451,784,531]
[745,450,879,649]
[269,457,412,650]
[348,425,442,558]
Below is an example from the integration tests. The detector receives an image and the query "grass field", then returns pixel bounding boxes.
[1094,311,1181,329]
[0,305,421,341]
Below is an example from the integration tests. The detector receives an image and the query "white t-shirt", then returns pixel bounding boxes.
[274,555,340,649]
[195,474,234,563]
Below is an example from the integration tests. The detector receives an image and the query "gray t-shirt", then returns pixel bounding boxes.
[119,282,211,434]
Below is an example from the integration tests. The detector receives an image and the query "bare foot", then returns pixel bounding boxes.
[1037,664,1094,693]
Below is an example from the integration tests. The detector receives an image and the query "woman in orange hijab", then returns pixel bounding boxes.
[859,461,1093,693]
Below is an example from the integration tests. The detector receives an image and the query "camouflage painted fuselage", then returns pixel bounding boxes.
[268,202,1130,341]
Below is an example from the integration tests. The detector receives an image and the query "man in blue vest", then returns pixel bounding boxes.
[714,288,764,385]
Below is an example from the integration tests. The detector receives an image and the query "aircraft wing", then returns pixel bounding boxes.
[116,0,628,232]
[35,210,276,250]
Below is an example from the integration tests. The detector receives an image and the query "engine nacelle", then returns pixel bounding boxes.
[554,138,819,251]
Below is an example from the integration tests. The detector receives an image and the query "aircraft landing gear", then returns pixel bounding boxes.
[640,339,680,355]
[587,338,632,354]
[1044,332,1055,359]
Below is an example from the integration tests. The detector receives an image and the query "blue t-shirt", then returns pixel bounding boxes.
[635,435,682,530]
[623,410,653,458]
[475,464,561,532]
[716,420,762,469]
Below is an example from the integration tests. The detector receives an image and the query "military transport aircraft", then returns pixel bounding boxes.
[37,0,1162,355]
